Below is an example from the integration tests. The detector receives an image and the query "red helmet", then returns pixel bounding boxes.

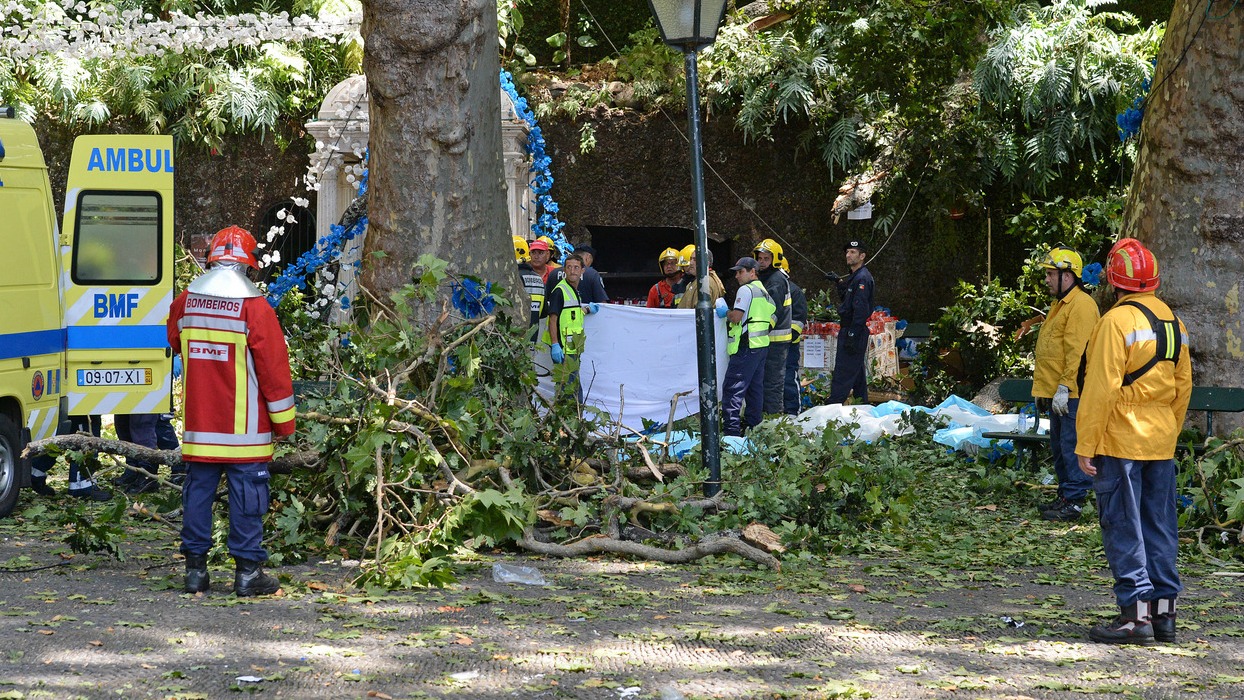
[207,226,259,269]
[1106,238,1159,292]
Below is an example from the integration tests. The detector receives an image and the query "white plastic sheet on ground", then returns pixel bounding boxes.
[534,304,728,431]
[794,395,1049,454]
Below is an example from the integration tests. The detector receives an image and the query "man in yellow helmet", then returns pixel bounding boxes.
[754,239,792,413]
[514,235,545,328]
[646,247,686,308]
[677,247,725,309]
[1032,246,1101,522]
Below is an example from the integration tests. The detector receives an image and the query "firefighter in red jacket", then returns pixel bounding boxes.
[168,226,296,597]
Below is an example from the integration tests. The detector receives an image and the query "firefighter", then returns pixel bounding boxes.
[515,235,545,327]
[753,239,792,412]
[646,247,686,308]
[168,226,296,597]
[29,415,109,500]
[1031,246,1100,522]
[776,255,807,415]
[677,248,726,310]
[529,239,556,284]
[1075,238,1190,646]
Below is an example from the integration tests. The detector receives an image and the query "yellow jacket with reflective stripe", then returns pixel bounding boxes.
[1032,285,1099,398]
[1075,292,1192,461]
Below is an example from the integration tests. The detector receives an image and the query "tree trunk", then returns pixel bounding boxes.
[360,0,520,319]
[1122,0,1244,432]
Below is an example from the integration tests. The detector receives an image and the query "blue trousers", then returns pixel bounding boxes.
[722,347,768,437]
[828,331,869,404]
[1094,455,1181,606]
[762,342,789,414]
[1050,399,1092,502]
[115,413,159,476]
[181,460,271,562]
[783,340,801,415]
[31,415,101,490]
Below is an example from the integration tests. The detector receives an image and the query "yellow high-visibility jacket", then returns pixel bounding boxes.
[1075,292,1192,461]
[1032,285,1100,398]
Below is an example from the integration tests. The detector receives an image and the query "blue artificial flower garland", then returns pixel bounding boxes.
[500,68,572,259]
[267,155,370,308]
[1116,62,1155,143]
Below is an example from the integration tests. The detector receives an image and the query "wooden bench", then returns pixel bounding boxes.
[980,379,1048,468]
[981,379,1244,465]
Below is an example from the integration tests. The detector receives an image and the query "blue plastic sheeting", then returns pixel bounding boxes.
[626,430,754,459]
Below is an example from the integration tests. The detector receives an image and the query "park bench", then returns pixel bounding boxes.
[982,378,1244,466]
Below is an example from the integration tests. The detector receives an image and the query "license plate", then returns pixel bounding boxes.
[76,368,152,387]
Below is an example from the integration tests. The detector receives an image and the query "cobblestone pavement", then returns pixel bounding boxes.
[2,520,1244,700]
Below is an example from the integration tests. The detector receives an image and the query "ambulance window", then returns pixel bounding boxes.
[72,191,161,285]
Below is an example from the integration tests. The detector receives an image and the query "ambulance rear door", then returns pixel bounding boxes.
[61,136,175,416]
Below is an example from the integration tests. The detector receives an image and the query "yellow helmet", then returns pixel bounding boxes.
[658,247,681,270]
[513,235,530,263]
[536,236,561,262]
[776,255,790,273]
[678,244,697,270]
[1039,246,1083,277]
[753,238,785,266]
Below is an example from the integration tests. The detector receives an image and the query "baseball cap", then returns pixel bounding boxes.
[529,240,550,251]
[844,240,866,253]
[730,257,760,271]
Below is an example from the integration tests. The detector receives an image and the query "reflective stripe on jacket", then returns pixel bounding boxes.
[1075,292,1192,461]
[728,281,776,355]
[553,279,585,355]
[168,290,296,463]
[758,267,792,343]
[1033,285,1099,398]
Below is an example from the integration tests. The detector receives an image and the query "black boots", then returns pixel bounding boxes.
[184,554,210,594]
[1089,600,1155,645]
[234,558,280,597]
[1152,598,1177,643]
[1041,498,1084,522]
[30,476,57,497]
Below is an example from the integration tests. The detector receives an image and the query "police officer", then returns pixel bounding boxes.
[828,240,874,404]
[1076,238,1190,646]
[1031,246,1099,522]
[573,245,608,304]
[777,255,807,415]
[753,239,792,413]
[168,226,296,597]
[721,257,776,436]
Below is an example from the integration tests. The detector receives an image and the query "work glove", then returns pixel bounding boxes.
[825,271,841,283]
[1052,384,1070,415]
[587,303,601,314]
[715,298,729,319]
[550,343,565,364]
[172,355,183,380]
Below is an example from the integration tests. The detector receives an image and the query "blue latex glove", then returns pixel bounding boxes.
[587,303,601,314]
[715,298,729,318]
[550,343,565,364]
[172,355,183,379]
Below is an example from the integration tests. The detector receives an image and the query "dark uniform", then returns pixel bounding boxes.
[757,265,792,413]
[518,261,545,327]
[783,276,807,415]
[828,264,874,404]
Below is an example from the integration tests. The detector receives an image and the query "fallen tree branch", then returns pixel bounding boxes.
[517,531,779,570]
[21,434,320,475]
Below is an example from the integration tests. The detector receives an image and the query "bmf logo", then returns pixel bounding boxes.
[86,147,174,173]
[93,293,141,318]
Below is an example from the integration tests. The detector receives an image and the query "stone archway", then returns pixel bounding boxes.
[305,74,536,302]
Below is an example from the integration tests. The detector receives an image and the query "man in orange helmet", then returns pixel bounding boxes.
[168,226,296,597]
[1076,238,1191,646]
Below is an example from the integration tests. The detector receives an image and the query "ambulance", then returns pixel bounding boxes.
[0,108,175,517]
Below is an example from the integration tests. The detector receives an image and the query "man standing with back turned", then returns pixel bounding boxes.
[169,226,297,597]
[1076,238,1191,646]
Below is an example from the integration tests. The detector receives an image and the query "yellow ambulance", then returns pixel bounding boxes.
[0,108,175,516]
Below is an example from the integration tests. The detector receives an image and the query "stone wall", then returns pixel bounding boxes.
[538,111,1001,322]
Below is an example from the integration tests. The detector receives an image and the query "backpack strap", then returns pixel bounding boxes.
[1118,300,1183,387]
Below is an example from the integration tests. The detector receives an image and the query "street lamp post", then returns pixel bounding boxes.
[645,0,729,497]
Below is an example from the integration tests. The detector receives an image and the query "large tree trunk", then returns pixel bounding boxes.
[1122,0,1244,432]
[360,0,520,318]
